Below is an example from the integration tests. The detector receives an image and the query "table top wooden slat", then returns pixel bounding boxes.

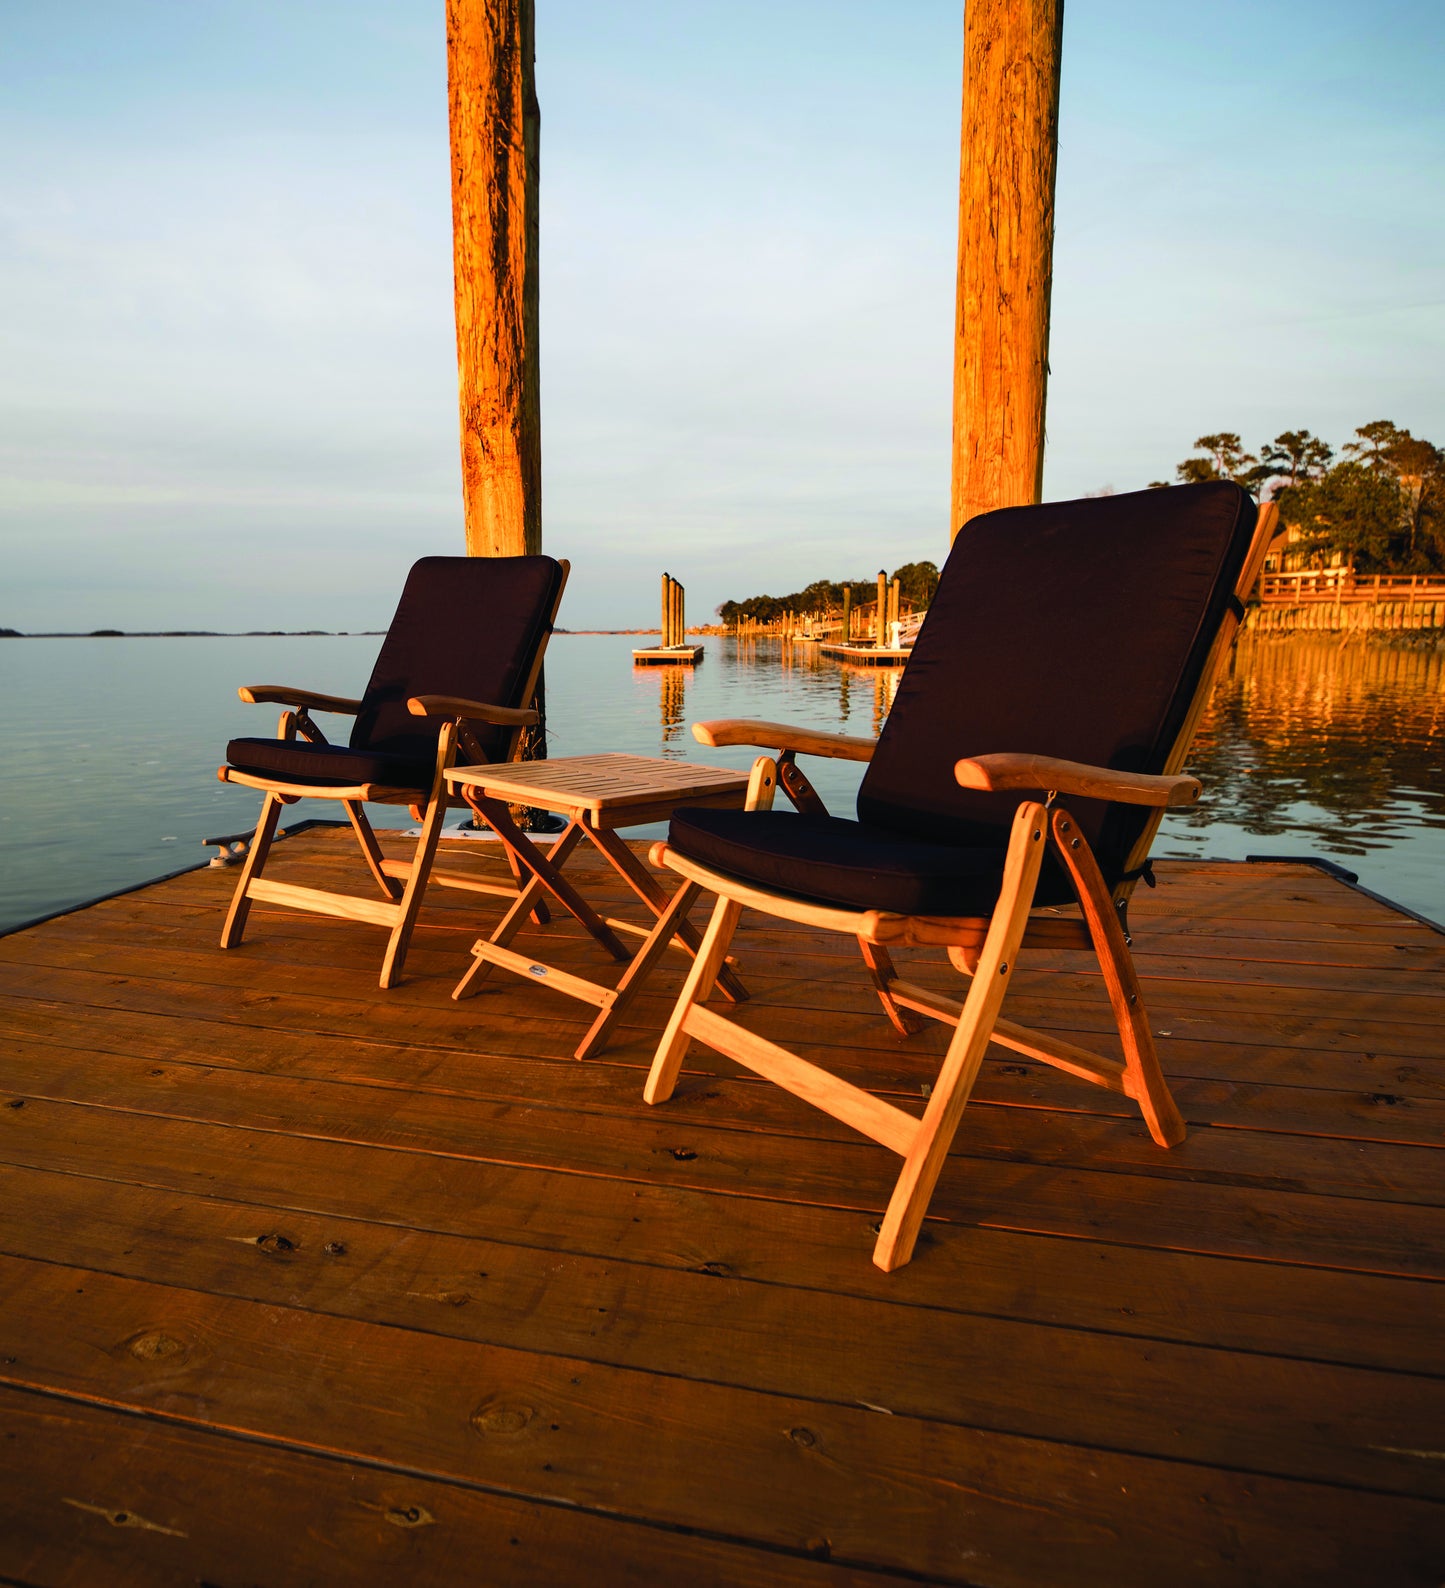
[446,751,750,815]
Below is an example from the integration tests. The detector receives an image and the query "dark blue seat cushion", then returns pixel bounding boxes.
[672,484,1257,921]
[225,737,434,791]
[669,807,1076,917]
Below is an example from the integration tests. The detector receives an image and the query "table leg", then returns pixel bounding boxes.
[452,821,585,1002]
[462,793,630,962]
[575,879,701,1060]
[587,827,747,1004]
[503,843,550,926]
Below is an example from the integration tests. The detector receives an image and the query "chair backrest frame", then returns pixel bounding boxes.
[1112,501,1276,896]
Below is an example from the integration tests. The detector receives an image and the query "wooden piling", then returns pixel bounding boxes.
[448,0,541,559]
[950,0,1063,536]
[875,571,888,647]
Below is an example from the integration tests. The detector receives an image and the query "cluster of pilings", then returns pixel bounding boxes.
[837,574,902,644]
[635,573,702,664]
[661,572,687,648]
[729,575,915,644]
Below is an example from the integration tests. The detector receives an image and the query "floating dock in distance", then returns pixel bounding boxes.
[633,643,704,665]
[638,571,701,663]
[818,641,911,667]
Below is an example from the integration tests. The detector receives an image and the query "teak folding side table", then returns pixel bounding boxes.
[444,753,751,1058]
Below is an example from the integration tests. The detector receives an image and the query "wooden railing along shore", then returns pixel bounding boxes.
[1250,571,1445,635]
[1259,571,1445,603]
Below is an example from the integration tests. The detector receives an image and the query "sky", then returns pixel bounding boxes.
[2,1,1442,632]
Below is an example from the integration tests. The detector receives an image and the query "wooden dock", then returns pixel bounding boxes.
[818,641,911,667]
[632,643,704,665]
[1,827,1442,1585]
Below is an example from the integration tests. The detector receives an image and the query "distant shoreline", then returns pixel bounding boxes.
[0,627,720,639]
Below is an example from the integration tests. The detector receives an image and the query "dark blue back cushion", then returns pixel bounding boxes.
[856,482,1256,882]
[350,555,564,764]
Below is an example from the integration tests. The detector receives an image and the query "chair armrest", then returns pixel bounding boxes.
[692,718,876,763]
[406,694,539,728]
[238,685,363,714]
[955,753,1202,808]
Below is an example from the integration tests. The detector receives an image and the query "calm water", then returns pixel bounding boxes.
[0,632,1441,934]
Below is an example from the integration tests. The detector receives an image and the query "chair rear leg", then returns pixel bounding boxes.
[344,800,404,901]
[1051,809,1185,1147]
[220,793,283,950]
[858,939,926,1036]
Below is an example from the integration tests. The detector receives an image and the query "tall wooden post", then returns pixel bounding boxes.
[950,0,1064,538]
[875,570,888,647]
[448,0,541,558]
[841,587,852,641]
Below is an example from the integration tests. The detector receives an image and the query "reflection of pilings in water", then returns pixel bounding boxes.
[1173,633,1445,848]
[1219,635,1445,748]
[872,668,899,736]
[658,664,687,744]
[838,667,852,726]
[1246,598,1445,635]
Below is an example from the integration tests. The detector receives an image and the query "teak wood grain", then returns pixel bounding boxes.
[0,831,1442,1583]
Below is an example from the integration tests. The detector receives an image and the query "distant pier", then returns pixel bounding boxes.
[817,641,910,667]
[633,572,703,665]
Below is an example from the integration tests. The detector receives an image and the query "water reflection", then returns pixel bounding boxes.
[1157,637,1444,917]
[5,630,1438,936]
[715,635,901,736]
[1165,637,1444,848]
[688,633,1444,921]
[655,664,689,753]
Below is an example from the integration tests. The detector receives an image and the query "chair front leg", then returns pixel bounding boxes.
[644,754,777,1104]
[379,722,457,990]
[220,706,300,950]
[873,801,1048,1272]
[1050,807,1185,1148]
[219,791,284,949]
[643,894,744,1104]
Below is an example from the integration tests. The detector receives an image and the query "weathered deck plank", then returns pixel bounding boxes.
[0,833,1441,1585]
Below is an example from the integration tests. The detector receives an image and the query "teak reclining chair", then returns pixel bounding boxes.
[644,483,1275,1271]
[218,554,568,987]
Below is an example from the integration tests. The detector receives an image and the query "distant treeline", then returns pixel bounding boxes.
[0,629,378,638]
[718,561,940,626]
[1155,421,1444,575]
